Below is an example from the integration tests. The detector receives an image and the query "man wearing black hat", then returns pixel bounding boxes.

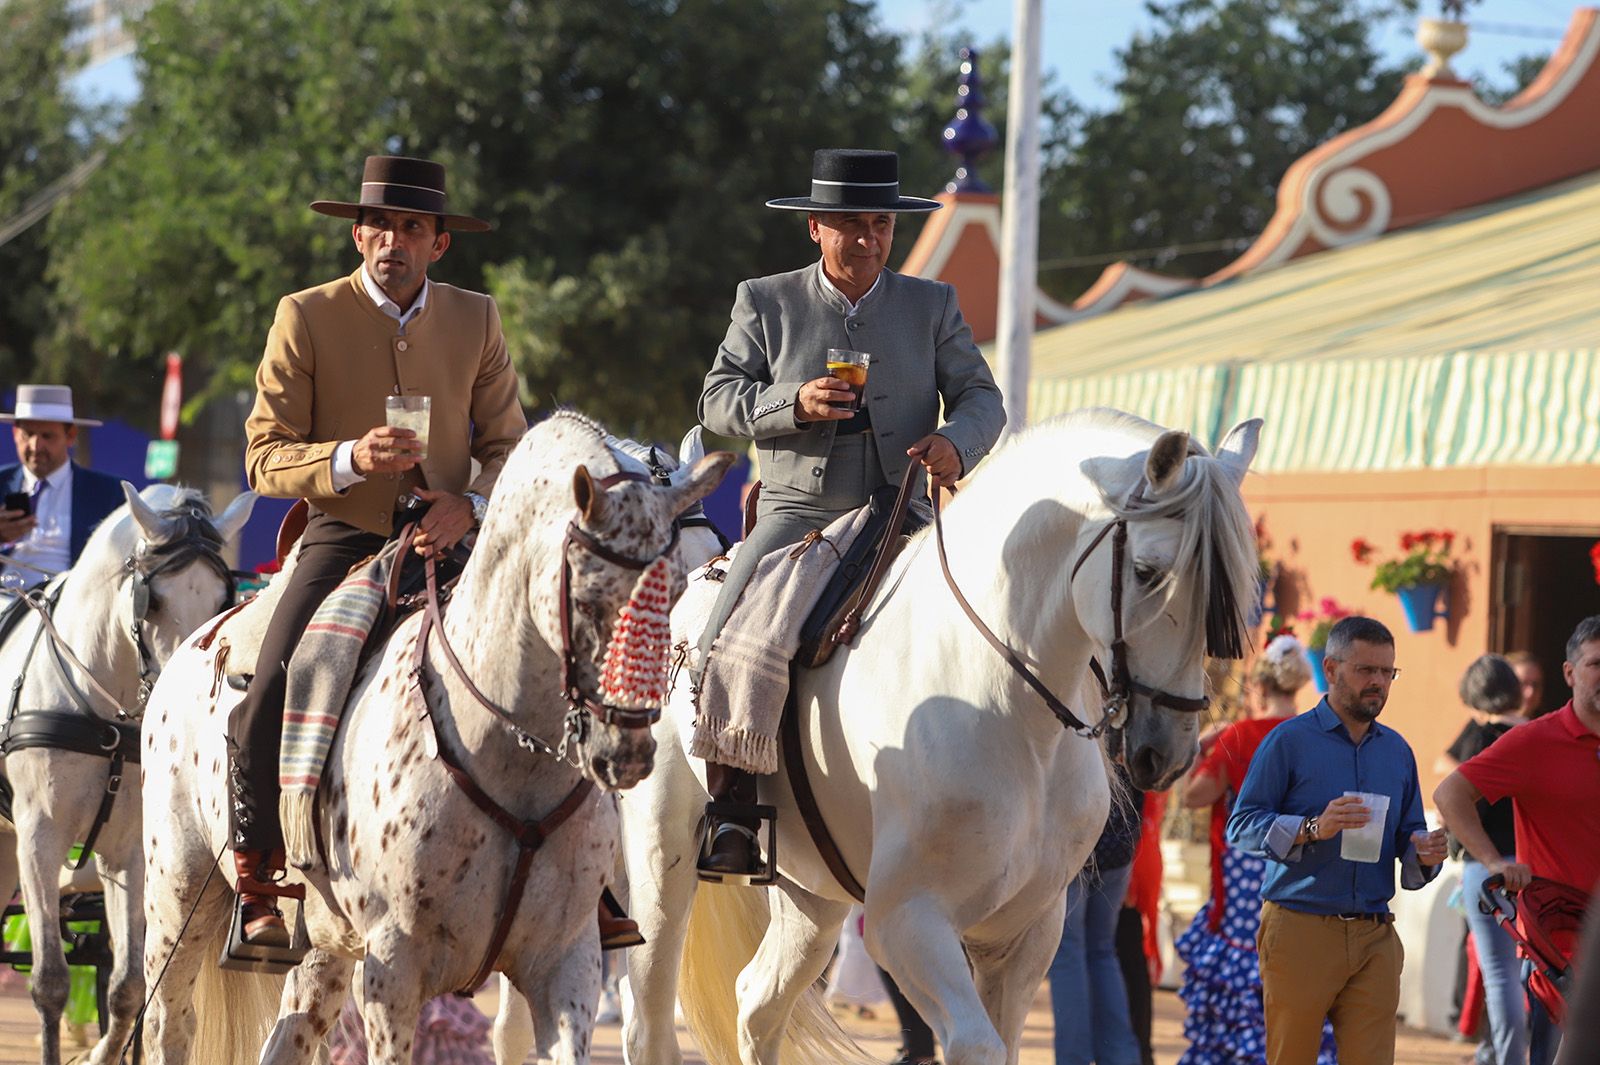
[694,148,1005,877]
[230,156,527,946]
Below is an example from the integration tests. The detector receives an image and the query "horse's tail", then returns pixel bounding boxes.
[189,920,285,1065]
[677,883,877,1065]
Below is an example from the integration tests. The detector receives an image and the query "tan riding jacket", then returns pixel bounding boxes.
[245,269,526,535]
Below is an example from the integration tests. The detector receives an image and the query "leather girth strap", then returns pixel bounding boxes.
[411,577,595,994]
[780,666,866,903]
[2,710,141,869]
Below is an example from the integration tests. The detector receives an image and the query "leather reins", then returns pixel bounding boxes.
[931,475,1209,738]
[405,468,676,991]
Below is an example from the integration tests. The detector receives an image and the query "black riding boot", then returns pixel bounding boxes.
[697,761,764,878]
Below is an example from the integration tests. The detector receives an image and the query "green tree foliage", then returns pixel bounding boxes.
[0,0,104,385]
[47,0,919,437]
[1039,0,1417,300]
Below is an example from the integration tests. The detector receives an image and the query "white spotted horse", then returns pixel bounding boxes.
[138,412,732,1065]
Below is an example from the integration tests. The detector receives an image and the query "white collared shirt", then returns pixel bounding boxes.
[8,460,73,580]
[818,263,882,316]
[331,270,434,491]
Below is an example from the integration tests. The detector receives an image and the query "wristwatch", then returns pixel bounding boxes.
[464,491,489,524]
[1303,816,1320,843]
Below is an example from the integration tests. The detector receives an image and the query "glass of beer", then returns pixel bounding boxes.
[825,349,871,413]
[385,395,431,460]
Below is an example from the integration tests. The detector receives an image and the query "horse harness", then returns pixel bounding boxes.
[405,469,675,993]
[0,516,234,869]
[783,466,1212,903]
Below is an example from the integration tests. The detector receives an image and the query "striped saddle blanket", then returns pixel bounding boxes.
[278,539,401,868]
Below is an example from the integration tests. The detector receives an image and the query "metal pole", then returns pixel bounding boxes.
[995,0,1042,438]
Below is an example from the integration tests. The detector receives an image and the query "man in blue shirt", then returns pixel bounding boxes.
[1228,616,1448,1065]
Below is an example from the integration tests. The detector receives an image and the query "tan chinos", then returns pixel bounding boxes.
[1258,901,1405,1065]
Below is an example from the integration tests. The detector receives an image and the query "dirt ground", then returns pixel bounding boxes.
[0,975,1471,1064]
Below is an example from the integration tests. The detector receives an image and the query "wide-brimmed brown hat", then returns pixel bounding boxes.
[311,155,492,232]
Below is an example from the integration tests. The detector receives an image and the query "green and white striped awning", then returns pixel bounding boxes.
[1028,349,1600,472]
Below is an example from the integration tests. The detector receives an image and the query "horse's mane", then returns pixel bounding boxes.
[81,484,214,565]
[968,407,1258,660]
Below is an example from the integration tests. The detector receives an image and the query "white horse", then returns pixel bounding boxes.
[490,425,733,1065]
[621,408,1262,1065]
[0,483,256,1065]
[139,412,732,1065]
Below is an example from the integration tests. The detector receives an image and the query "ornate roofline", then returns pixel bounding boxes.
[902,8,1600,333]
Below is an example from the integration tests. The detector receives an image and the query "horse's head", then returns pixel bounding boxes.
[502,414,733,791]
[116,483,256,689]
[1075,418,1261,790]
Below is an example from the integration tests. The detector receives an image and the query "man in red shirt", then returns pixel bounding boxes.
[1435,615,1600,1065]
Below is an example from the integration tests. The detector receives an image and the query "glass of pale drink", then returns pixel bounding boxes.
[1339,791,1389,863]
[825,349,871,412]
[385,395,431,460]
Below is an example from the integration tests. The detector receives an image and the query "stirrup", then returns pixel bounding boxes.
[696,800,777,886]
[220,883,311,974]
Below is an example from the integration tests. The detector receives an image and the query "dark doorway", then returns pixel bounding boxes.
[1490,528,1600,712]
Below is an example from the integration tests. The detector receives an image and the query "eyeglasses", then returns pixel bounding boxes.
[1327,659,1402,682]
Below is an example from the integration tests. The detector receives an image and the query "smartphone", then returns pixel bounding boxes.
[3,491,31,516]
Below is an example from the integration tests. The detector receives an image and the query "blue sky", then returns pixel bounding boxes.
[876,0,1573,109]
[73,0,1573,109]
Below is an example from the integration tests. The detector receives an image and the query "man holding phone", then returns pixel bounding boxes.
[0,385,125,587]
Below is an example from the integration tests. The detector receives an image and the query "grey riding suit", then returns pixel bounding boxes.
[696,261,1006,674]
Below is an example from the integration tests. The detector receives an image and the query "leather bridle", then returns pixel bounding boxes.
[123,513,234,711]
[416,469,679,762]
[932,475,1210,739]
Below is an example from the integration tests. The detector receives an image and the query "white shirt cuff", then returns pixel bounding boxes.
[330,440,365,493]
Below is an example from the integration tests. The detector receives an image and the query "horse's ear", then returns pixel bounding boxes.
[573,465,605,524]
[675,425,707,474]
[1215,418,1263,485]
[666,451,736,515]
[215,490,258,543]
[1145,430,1191,492]
[123,482,168,541]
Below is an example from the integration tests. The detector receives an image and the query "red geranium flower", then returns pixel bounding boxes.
[1590,541,1600,586]
[1351,537,1375,562]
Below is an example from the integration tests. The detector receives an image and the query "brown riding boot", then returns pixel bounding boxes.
[598,886,645,950]
[233,848,291,948]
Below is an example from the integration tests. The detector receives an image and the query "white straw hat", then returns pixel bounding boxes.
[0,385,103,427]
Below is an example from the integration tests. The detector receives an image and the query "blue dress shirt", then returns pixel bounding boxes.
[1226,699,1438,915]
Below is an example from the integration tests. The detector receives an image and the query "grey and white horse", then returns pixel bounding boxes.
[0,483,255,1065]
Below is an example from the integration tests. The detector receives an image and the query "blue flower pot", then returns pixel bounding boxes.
[1308,648,1328,693]
[1396,581,1447,633]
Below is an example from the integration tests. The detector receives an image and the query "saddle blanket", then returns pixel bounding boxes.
[279,539,400,868]
[689,504,874,775]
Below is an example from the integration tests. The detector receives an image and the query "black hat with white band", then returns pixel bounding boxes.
[766,149,941,214]
[311,155,492,232]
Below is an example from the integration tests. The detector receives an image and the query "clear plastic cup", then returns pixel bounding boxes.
[1340,791,1390,863]
[385,394,430,460]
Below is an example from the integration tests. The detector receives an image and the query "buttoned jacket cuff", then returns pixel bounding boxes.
[330,440,365,493]
[746,384,805,438]
[1265,814,1308,862]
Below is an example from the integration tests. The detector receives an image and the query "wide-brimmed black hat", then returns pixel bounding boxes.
[311,155,492,232]
[766,149,941,214]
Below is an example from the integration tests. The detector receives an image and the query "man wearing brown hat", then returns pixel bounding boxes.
[0,385,125,586]
[693,148,1006,878]
[230,155,527,946]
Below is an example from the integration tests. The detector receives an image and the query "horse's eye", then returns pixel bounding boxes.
[1133,562,1162,585]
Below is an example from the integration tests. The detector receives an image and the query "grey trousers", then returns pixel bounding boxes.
[696,433,890,677]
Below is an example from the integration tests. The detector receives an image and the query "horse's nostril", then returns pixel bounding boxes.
[1132,745,1162,786]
